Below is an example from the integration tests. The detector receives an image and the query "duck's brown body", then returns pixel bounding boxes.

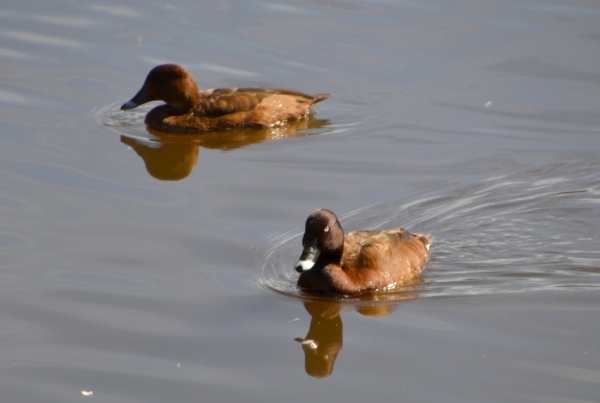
[296,210,432,296]
[121,64,329,133]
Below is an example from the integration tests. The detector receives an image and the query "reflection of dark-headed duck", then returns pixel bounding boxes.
[296,209,433,296]
[295,300,343,378]
[121,64,329,133]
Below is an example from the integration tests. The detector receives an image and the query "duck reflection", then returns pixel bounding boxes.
[295,287,420,378]
[294,299,343,379]
[120,116,329,181]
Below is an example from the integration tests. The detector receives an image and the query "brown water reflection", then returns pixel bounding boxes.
[120,116,329,180]
[295,288,418,378]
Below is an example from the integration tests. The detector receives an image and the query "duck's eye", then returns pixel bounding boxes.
[324,226,330,233]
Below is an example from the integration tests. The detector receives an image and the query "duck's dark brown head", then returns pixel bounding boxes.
[295,209,344,273]
[121,64,199,113]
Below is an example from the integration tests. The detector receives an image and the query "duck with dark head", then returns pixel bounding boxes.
[121,64,329,134]
[295,209,433,296]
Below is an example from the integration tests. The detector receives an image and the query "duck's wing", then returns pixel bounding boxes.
[197,88,329,117]
[342,230,382,268]
[360,229,412,265]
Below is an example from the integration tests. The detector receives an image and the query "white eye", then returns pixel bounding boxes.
[324,226,329,233]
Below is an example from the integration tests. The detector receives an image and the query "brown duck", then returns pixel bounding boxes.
[295,209,433,296]
[121,64,329,133]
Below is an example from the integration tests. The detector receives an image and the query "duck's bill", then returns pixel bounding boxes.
[121,88,154,111]
[295,242,320,273]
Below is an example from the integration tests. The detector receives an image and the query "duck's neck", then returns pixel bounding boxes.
[168,99,197,116]
[146,103,190,122]
[316,246,343,270]
[163,85,199,116]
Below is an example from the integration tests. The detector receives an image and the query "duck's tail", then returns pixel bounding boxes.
[311,93,330,104]
[414,233,434,251]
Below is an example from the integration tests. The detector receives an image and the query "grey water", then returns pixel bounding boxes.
[0,1,599,402]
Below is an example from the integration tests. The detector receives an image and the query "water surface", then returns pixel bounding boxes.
[0,0,599,402]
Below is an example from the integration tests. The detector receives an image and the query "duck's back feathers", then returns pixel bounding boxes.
[197,88,329,118]
[342,229,429,286]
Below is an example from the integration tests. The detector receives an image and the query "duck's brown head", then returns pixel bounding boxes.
[121,64,199,114]
[295,209,344,273]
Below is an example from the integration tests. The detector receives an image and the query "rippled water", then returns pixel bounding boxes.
[261,157,600,299]
[0,0,599,402]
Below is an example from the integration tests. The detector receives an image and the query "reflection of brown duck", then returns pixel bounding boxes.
[120,117,328,181]
[121,115,329,181]
[121,64,329,133]
[121,135,198,181]
[296,209,433,296]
